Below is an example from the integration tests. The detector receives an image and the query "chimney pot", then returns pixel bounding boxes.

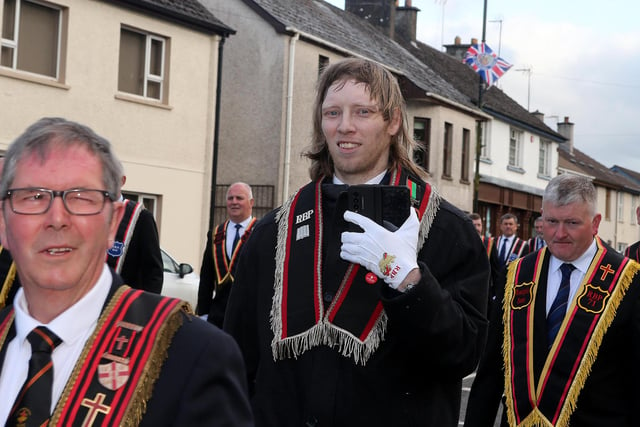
[471,37,478,45]
[564,116,570,123]
[454,35,461,45]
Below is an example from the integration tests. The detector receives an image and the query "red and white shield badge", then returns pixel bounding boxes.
[98,361,129,390]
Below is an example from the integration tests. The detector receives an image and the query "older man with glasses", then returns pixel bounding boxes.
[0,117,252,426]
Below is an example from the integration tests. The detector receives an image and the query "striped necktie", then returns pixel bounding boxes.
[7,326,62,426]
[547,263,575,349]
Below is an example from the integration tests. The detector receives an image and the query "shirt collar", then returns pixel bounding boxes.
[333,170,387,185]
[14,264,112,348]
[549,238,598,275]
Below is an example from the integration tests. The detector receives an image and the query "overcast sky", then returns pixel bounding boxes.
[325,0,640,171]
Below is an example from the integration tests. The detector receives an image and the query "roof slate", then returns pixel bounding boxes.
[108,0,234,34]
[559,145,640,193]
[396,37,564,141]
[611,165,640,186]
[242,0,480,111]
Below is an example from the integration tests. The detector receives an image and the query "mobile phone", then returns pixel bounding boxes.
[346,185,411,231]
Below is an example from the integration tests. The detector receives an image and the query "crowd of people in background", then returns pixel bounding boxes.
[0,58,639,426]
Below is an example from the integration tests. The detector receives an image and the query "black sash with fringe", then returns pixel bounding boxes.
[270,166,438,365]
[212,218,257,285]
[504,237,638,426]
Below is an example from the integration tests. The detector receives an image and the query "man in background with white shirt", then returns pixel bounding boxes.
[465,173,640,426]
[197,182,256,327]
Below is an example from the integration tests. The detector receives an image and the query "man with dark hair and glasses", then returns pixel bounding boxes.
[0,118,252,426]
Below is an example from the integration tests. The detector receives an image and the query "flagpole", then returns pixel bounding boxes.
[473,0,488,213]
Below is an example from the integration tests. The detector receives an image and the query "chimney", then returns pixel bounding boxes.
[444,36,476,61]
[394,1,420,42]
[345,0,396,38]
[531,110,544,122]
[556,116,574,154]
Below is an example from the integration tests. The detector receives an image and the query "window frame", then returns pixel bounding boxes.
[461,128,470,182]
[118,25,168,103]
[509,128,523,168]
[1,0,65,81]
[412,117,431,173]
[538,139,551,177]
[442,122,453,179]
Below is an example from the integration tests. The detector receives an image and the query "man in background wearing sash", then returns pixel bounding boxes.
[224,58,490,426]
[0,118,253,426]
[496,213,529,271]
[0,157,19,310]
[527,216,547,254]
[465,174,640,426]
[106,175,163,294]
[624,205,640,262]
[197,182,256,327]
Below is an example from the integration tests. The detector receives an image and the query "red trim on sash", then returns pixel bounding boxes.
[53,288,184,425]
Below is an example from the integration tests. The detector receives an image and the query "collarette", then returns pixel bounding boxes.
[549,238,598,276]
[13,264,112,349]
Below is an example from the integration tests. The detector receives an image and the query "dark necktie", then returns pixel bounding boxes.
[499,238,508,265]
[231,223,242,254]
[547,263,575,349]
[7,326,62,426]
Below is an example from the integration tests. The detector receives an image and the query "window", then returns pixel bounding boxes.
[538,139,551,176]
[443,122,453,178]
[631,195,638,224]
[122,192,159,219]
[605,188,611,220]
[480,122,489,159]
[461,128,470,182]
[1,0,64,79]
[118,27,167,101]
[509,128,523,167]
[318,55,329,78]
[412,118,431,172]
[617,193,624,223]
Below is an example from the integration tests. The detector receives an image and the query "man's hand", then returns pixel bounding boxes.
[340,208,419,289]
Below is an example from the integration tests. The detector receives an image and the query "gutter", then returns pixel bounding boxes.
[209,36,225,230]
[282,32,299,201]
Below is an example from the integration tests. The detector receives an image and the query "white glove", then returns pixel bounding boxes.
[340,208,419,289]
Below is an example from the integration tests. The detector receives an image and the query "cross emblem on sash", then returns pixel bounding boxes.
[599,263,615,281]
[81,393,110,427]
[114,335,129,351]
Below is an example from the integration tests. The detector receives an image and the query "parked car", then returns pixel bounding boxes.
[161,248,199,310]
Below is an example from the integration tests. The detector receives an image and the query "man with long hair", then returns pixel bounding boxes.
[225,58,489,426]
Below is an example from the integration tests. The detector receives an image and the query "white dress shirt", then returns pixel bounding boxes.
[545,239,597,315]
[0,265,112,421]
[226,217,253,258]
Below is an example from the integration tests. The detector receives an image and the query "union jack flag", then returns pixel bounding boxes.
[463,43,512,86]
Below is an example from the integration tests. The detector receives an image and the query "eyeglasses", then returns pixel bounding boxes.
[3,188,116,216]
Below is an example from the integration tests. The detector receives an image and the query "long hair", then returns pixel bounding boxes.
[303,58,426,181]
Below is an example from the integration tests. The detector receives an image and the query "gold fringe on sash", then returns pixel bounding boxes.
[0,262,16,309]
[51,286,188,426]
[502,256,640,427]
[554,259,638,427]
[124,303,186,427]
